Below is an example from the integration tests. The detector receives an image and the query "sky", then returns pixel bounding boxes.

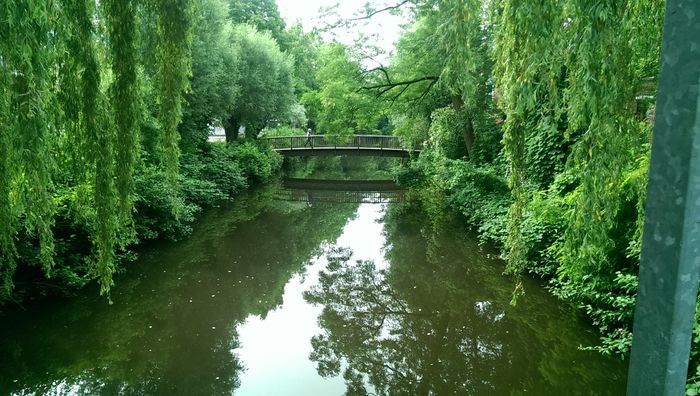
[275,0,409,61]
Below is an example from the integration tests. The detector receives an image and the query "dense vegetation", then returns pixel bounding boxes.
[0,0,305,305]
[2,0,696,389]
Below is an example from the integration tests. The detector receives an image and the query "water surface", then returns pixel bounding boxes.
[0,184,627,395]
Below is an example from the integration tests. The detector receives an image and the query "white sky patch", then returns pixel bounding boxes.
[276,0,409,64]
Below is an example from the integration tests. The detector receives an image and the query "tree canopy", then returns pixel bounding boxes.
[223,25,296,140]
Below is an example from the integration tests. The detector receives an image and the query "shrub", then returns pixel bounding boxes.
[441,160,511,244]
[230,141,283,182]
[133,165,200,241]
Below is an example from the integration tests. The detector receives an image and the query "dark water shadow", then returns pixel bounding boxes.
[276,178,405,204]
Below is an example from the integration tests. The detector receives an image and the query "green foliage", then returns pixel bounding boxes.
[260,126,306,137]
[179,0,239,151]
[229,141,283,182]
[154,0,194,203]
[427,107,468,160]
[470,111,504,166]
[391,113,431,154]
[384,15,449,117]
[302,43,381,135]
[553,271,638,356]
[105,0,140,221]
[123,141,278,244]
[394,163,427,189]
[441,160,511,244]
[284,23,321,97]
[133,165,200,241]
[435,0,488,107]
[493,0,564,277]
[227,0,288,47]
[0,0,295,303]
[381,0,682,381]
[0,0,59,298]
[41,141,278,276]
[224,25,296,136]
[0,0,197,297]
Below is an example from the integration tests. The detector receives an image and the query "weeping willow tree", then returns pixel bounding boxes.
[154,0,193,195]
[495,0,664,280]
[0,0,194,298]
[494,0,565,291]
[0,1,59,299]
[492,0,665,352]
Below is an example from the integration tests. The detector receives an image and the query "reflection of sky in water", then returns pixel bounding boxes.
[234,204,386,395]
[335,204,388,268]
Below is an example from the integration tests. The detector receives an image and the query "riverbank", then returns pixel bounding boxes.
[0,141,282,310]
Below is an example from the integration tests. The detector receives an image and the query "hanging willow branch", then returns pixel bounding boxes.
[105,0,140,222]
[558,0,637,283]
[154,0,194,200]
[0,1,58,286]
[0,62,16,299]
[494,0,564,282]
[0,0,195,299]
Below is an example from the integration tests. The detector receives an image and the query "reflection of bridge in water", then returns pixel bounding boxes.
[275,178,405,204]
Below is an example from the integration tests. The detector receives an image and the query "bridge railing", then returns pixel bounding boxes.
[263,135,414,151]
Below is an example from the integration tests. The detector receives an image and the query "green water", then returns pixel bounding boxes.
[0,184,626,395]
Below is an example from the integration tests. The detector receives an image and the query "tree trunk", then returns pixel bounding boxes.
[451,95,475,159]
[224,115,239,144]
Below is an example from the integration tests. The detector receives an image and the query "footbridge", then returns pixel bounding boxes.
[263,135,418,157]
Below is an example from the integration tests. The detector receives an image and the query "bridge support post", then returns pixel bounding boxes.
[626,1,700,394]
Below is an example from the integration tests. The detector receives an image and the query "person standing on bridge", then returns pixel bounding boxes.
[305,128,313,148]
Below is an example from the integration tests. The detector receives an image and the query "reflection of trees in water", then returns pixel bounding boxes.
[304,198,627,395]
[0,187,359,396]
[305,247,512,396]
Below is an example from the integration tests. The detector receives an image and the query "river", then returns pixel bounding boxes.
[0,178,627,395]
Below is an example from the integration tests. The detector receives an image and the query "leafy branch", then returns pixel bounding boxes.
[359,75,440,103]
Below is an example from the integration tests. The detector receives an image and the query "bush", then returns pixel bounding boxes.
[180,145,248,207]
[520,191,566,276]
[395,162,427,188]
[428,107,468,160]
[441,160,511,244]
[230,141,283,182]
[134,141,281,242]
[133,165,201,241]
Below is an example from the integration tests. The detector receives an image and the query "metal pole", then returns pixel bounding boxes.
[627,1,700,394]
